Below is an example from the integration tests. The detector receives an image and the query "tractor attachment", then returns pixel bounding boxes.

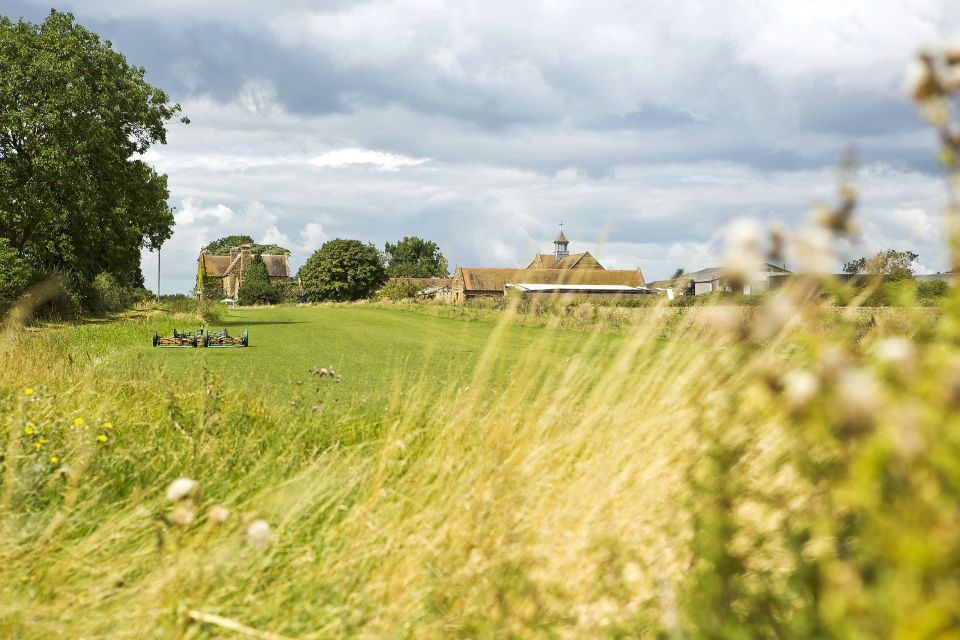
[152,328,201,348]
[204,328,249,348]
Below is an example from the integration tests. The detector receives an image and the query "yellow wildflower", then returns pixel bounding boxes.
[24,388,33,396]
[34,442,42,450]
[38,437,46,444]
[97,434,108,443]
[50,456,59,464]
[102,422,113,429]
[24,424,35,435]
[73,417,84,428]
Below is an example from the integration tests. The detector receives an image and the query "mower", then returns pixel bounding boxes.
[204,327,249,348]
[152,328,202,348]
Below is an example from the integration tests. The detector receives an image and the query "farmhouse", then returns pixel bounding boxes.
[447,229,647,302]
[195,244,290,300]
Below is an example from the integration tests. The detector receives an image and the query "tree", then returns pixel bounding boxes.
[672,268,686,279]
[238,254,280,305]
[0,11,184,299]
[384,236,449,278]
[843,250,919,281]
[298,239,387,302]
[202,235,290,256]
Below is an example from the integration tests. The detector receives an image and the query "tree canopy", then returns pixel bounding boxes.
[0,11,184,294]
[843,250,919,281]
[202,235,290,256]
[298,239,387,302]
[384,236,448,278]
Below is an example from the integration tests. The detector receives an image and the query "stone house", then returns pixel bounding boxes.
[195,244,291,300]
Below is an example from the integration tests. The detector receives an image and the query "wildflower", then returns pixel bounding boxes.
[208,505,230,525]
[38,437,46,444]
[97,434,108,443]
[102,422,113,429]
[24,423,35,435]
[246,519,272,549]
[73,417,84,428]
[50,456,59,464]
[166,477,199,501]
[24,388,33,396]
[35,442,42,450]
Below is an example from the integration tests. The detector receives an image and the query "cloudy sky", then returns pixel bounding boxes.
[7,0,960,293]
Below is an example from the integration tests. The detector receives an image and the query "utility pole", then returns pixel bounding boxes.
[156,248,161,302]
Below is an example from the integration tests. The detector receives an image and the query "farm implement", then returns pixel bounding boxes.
[152,328,202,348]
[204,328,249,348]
[152,326,249,348]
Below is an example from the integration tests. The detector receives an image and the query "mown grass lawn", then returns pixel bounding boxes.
[31,304,627,415]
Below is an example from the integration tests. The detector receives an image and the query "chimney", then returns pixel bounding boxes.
[229,246,240,260]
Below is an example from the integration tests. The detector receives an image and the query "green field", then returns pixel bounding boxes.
[38,305,626,415]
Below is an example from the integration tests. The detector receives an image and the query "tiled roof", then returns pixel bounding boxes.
[459,267,644,291]
[261,255,289,278]
[202,255,233,276]
[528,254,559,269]
[201,253,289,278]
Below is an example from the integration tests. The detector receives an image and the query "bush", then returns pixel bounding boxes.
[273,278,303,303]
[90,272,135,313]
[378,280,422,300]
[0,238,31,315]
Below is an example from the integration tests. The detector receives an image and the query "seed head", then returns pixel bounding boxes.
[208,505,231,525]
[170,501,196,526]
[166,477,199,502]
[783,370,819,412]
[874,337,916,372]
[246,519,272,549]
[836,368,882,434]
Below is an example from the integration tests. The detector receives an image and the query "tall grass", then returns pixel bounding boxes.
[3,48,960,638]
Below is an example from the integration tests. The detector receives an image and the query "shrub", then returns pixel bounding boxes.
[90,272,134,313]
[0,238,30,315]
[378,280,422,300]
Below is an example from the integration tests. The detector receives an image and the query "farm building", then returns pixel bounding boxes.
[195,244,291,300]
[647,263,792,296]
[445,229,646,302]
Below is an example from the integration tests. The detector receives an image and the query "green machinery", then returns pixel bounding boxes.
[152,326,249,348]
[152,328,201,348]
[204,327,249,348]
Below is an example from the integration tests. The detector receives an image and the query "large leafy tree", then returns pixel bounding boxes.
[0,11,184,290]
[202,235,290,256]
[843,249,919,281]
[299,239,387,302]
[384,236,448,278]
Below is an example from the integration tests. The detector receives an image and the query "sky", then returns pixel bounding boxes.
[6,0,960,294]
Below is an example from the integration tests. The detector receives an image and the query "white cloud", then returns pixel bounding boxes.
[309,148,428,170]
